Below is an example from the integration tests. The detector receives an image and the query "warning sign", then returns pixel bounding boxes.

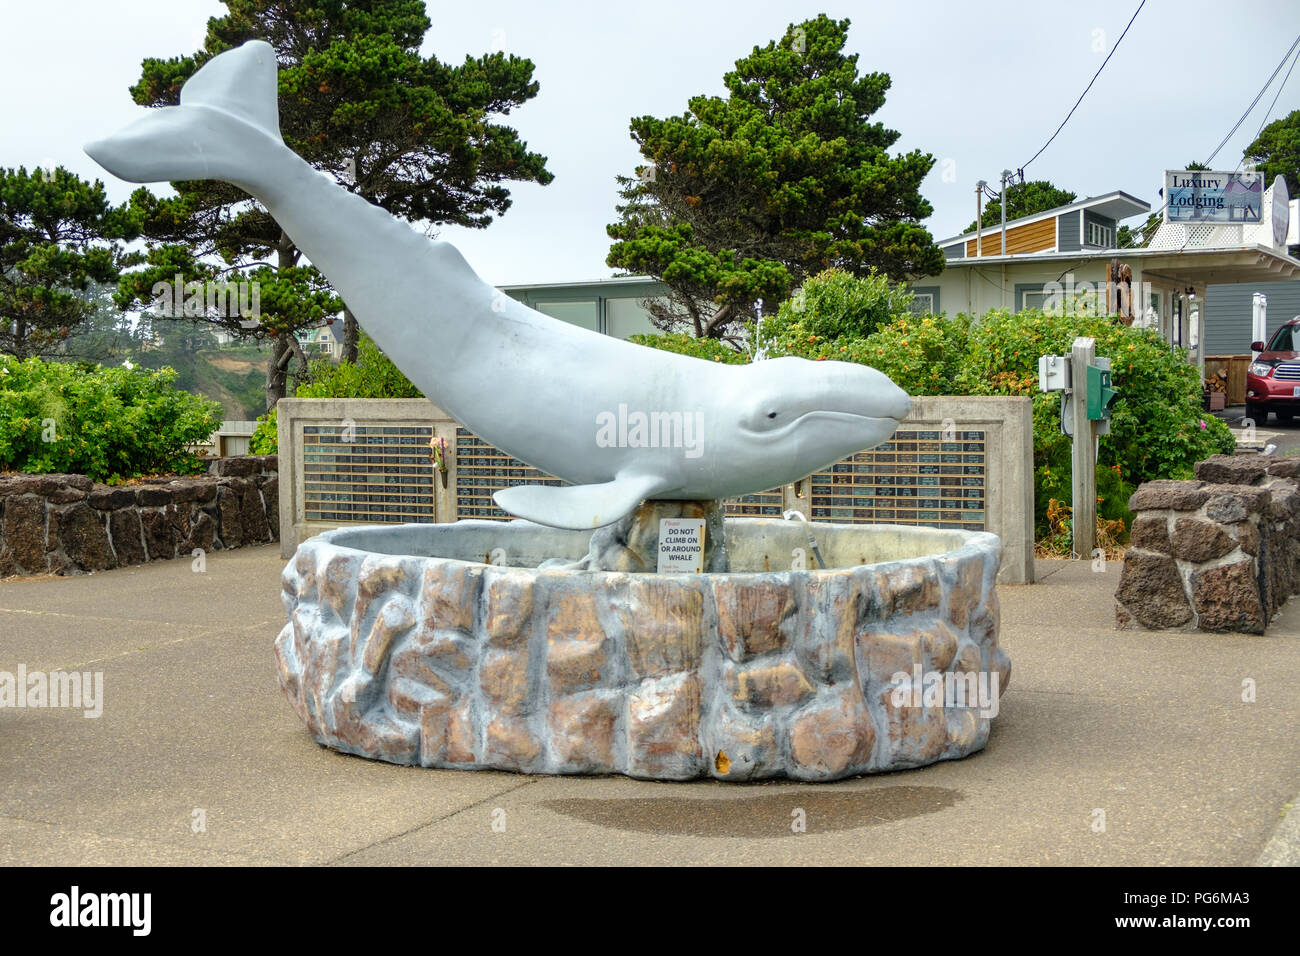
[656,518,705,573]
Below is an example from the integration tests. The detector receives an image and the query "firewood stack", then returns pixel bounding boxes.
[1203,370,1228,411]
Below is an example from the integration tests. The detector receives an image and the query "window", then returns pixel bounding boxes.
[1021,289,1053,311]
[1020,285,1100,315]
[1268,324,1295,352]
[606,297,658,339]
[907,286,939,315]
[1086,221,1114,247]
[536,300,599,332]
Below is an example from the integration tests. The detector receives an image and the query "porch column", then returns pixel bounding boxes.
[1194,284,1207,379]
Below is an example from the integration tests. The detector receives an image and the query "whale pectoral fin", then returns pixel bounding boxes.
[493,473,672,530]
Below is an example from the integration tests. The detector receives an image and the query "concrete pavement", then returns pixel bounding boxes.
[1213,404,1300,455]
[0,545,1297,865]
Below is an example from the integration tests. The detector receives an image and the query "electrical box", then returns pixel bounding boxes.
[1086,361,1117,421]
[1038,354,1070,392]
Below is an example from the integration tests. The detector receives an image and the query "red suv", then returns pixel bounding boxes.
[1247,318,1300,424]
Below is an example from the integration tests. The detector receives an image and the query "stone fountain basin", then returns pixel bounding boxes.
[274,519,1008,782]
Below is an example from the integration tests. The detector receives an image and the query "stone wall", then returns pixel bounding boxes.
[1115,454,1300,633]
[275,521,1009,781]
[0,456,278,578]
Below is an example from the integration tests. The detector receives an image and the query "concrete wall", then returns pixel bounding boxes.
[276,398,458,559]
[895,396,1034,584]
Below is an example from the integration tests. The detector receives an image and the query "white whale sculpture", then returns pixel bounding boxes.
[86,40,911,530]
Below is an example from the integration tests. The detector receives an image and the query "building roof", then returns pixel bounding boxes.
[936,190,1151,248]
[939,243,1300,284]
[498,275,664,295]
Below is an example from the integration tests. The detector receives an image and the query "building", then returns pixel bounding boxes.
[925,180,1300,375]
[296,319,341,357]
[1202,279,1300,355]
[925,191,1152,314]
[499,276,664,339]
[498,175,1300,381]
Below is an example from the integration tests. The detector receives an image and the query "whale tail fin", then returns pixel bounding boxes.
[85,40,282,185]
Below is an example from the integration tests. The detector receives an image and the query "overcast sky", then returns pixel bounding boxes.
[1,0,1298,285]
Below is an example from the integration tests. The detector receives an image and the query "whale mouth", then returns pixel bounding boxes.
[776,410,903,437]
[801,411,900,427]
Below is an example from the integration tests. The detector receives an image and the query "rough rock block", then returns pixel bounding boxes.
[1115,551,1191,629]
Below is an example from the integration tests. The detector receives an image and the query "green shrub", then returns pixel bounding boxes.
[0,356,221,481]
[250,408,278,455]
[628,332,750,364]
[763,267,919,347]
[251,333,423,449]
[954,309,1236,533]
[632,304,1235,542]
[294,334,421,399]
[811,312,973,395]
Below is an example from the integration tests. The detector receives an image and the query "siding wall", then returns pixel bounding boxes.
[1058,211,1081,251]
[964,217,1056,257]
[1203,280,1300,356]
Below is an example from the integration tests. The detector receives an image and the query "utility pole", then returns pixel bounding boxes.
[976,180,986,257]
[1000,169,1012,256]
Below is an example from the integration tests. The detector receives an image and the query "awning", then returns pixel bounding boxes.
[1132,245,1300,287]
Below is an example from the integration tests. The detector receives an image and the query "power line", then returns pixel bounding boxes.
[1202,32,1300,166]
[1110,31,1300,251]
[1170,33,1300,251]
[1020,0,1146,173]
[1252,38,1300,145]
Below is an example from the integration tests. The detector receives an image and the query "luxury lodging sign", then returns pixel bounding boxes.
[1164,169,1263,223]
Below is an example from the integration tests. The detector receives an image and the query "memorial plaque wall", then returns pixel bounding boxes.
[454,427,565,520]
[302,424,436,522]
[809,428,987,530]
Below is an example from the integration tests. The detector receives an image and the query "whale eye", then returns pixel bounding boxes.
[766,411,778,420]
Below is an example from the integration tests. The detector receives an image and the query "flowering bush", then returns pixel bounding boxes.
[0,356,221,481]
[956,309,1235,532]
[628,332,750,364]
[764,267,918,345]
[632,297,1236,541]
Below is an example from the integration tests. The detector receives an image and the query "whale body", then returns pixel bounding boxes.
[85,40,911,530]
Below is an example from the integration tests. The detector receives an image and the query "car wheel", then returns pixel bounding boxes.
[1246,403,1267,425]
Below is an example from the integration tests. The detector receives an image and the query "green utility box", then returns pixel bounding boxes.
[1086,364,1117,420]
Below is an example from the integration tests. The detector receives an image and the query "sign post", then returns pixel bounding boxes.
[1040,338,1118,560]
[1070,338,1097,559]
